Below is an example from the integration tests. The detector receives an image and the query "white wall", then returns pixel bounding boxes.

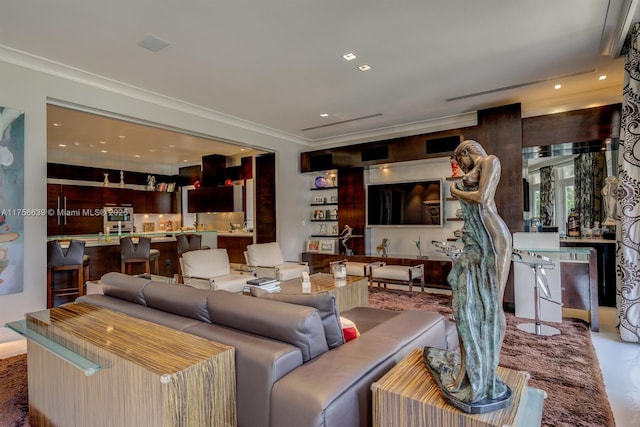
[365,158,461,260]
[0,54,309,326]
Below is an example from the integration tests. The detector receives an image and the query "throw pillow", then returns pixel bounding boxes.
[340,316,360,342]
[250,288,345,349]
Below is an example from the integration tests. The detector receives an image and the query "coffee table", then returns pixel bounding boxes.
[278,272,369,312]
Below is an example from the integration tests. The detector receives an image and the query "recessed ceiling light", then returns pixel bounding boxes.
[168,144,175,148]
[183,159,189,163]
[149,149,156,152]
[89,144,95,148]
[320,113,329,117]
[100,150,108,153]
[554,84,561,90]
[358,64,372,72]
[134,154,141,158]
[99,140,107,144]
[52,123,61,127]
[119,135,126,139]
[342,53,357,61]
[58,144,66,147]
[73,142,80,146]
[599,75,607,80]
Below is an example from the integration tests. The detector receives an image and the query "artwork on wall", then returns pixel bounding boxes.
[0,106,25,296]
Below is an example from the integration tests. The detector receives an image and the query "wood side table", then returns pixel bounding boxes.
[372,348,545,427]
[14,302,236,427]
[278,272,368,312]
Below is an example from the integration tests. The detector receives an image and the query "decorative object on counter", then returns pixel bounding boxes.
[376,238,390,257]
[415,236,422,258]
[432,240,463,261]
[424,140,512,414]
[146,175,156,191]
[193,180,201,189]
[329,208,338,220]
[143,222,155,232]
[602,175,619,226]
[314,175,327,188]
[449,155,462,177]
[329,173,337,187]
[166,182,175,192]
[119,170,125,188]
[103,172,109,187]
[567,208,580,237]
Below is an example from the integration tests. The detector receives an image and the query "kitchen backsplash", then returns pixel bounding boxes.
[133,213,182,232]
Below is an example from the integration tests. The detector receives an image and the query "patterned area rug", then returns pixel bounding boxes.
[368,287,615,427]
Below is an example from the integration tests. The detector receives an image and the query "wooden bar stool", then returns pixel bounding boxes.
[47,240,90,308]
[120,236,159,275]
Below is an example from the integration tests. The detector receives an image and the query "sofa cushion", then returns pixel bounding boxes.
[142,282,212,322]
[251,288,345,349]
[207,290,328,362]
[246,242,285,267]
[99,272,151,305]
[181,249,231,278]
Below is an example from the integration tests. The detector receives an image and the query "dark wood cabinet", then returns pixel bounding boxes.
[102,188,133,206]
[561,240,616,307]
[47,184,104,235]
[217,236,253,264]
[187,186,234,213]
[133,190,178,213]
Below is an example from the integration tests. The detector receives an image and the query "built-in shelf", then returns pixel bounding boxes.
[310,186,338,191]
[310,203,338,206]
[446,217,464,221]
[445,176,463,181]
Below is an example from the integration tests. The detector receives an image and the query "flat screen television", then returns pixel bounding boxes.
[367,180,442,226]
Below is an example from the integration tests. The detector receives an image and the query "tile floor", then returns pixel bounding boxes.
[590,307,640,427]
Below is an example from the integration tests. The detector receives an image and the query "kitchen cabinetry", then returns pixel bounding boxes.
[102,187,133,206]
[217,235,253,264]
[47,184,104,235]
[187,186,234,213]
[133,190,178,213]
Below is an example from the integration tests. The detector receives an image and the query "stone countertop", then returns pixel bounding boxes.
[48,230,221,247]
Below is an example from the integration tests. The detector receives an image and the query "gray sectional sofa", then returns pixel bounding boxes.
[76,272,457,427]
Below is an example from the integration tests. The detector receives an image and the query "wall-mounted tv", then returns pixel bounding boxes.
[367,180,442,226]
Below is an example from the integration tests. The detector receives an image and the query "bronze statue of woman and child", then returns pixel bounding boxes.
[424,139,513,414]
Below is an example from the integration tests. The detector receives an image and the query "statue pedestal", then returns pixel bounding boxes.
[371,349,546,427]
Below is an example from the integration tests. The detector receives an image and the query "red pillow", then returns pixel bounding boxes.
[340,316,360,342]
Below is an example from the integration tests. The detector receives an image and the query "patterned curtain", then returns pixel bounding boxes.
[618,22,640,343]
[539,166,555,225]
[574,153,594,229]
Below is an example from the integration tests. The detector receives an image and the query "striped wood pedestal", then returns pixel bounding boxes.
[22,303,236,427]
[372,348,545,427]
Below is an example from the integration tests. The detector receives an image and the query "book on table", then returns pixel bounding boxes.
[246,277,279,286]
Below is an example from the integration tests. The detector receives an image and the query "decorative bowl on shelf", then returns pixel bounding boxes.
[314,176,327,188]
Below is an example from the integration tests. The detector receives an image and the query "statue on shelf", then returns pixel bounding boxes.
[424,139,513,414]
[339,224,354,256]
[602,175,619,226]
[103,172,109,187]
[119,170,125,188]
[376,238,390,257]
[147,175,156,191]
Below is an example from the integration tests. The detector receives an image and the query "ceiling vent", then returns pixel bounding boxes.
[300,113,382,131]
[138,35,170,53]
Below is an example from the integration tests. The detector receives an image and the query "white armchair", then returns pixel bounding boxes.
[180,249,249,293]
[244,242,309,281]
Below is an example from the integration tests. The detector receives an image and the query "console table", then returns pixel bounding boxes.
[301,252,452,289]
[10,303,236,427]
[279,272,369,312]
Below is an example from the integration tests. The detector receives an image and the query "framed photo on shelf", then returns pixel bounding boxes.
[306,239,320,252]
[330,224,339,235]
[329,195,338,203]
[313,196,325,204]
[318,239,337,254]
[313,209,326,220]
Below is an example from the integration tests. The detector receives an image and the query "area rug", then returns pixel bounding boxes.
[368,287,615,427]
[0,353,29,427]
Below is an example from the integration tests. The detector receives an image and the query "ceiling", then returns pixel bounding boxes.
[2,0,639,169]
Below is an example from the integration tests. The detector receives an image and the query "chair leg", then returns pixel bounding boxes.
[47,268,53,308]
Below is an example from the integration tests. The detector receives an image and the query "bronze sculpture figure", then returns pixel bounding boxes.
[424,140,513,413]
